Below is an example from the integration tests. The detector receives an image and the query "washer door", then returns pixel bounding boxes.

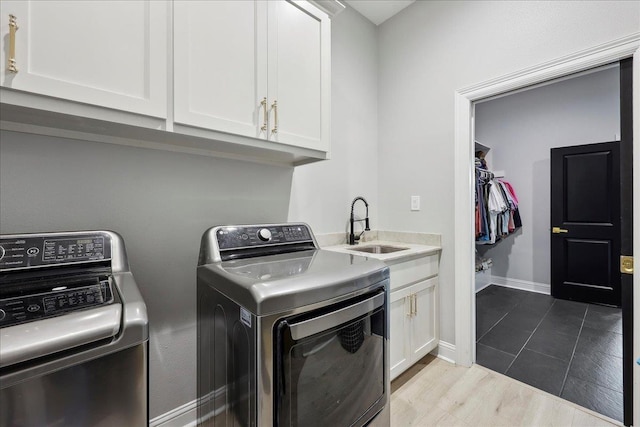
[274,290,386,427]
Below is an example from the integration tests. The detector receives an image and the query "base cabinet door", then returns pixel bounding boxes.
[410,278,438,360]
[389,277,439,381]
[0,0,167,118]
[390,287,412,381]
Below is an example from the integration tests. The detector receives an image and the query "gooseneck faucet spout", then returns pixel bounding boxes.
[349,196,370,245]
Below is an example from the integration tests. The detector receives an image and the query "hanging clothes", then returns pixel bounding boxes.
[475,166,522,245]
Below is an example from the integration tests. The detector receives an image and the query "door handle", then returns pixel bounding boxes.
[288,291,384,340]
[552,227,568,234]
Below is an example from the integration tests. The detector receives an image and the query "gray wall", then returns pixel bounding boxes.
[376,0,639,345]
[0,131,293,417]
[475,66,621,286]
[289,5,378,233]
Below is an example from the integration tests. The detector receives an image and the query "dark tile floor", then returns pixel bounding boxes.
[476,285,623,422]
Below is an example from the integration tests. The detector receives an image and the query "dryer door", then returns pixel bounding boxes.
[274,289,387,427]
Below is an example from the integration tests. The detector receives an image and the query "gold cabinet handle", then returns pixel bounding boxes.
[406,296,411,317]
[260,97,267,132]
[411,294,416,316]
[8,14,18,73]
[552,227,568,234]
[414,294,418,316]
[271,100,278,134]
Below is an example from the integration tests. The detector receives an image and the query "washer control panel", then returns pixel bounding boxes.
[0,234,111,271]
[216,224,313,250]
[0,278,114,327]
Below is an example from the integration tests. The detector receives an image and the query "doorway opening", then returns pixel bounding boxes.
[472,64,625,421]
[454,35,639,427]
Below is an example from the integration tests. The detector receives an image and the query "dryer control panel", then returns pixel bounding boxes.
[216,224,313,250]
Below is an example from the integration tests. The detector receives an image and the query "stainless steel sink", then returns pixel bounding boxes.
[348,245,409,254]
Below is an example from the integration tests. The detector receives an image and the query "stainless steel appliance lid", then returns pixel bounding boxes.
[0,230,148,371]
[198,249,389,315]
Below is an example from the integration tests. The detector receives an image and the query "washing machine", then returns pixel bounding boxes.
[0,230,148,427]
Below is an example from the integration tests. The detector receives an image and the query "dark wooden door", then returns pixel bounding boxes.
[550,141,621,306]
[619,57,633,427]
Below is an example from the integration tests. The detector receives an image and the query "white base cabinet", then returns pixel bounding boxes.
[390,277,438,380]
[384,251,440,382]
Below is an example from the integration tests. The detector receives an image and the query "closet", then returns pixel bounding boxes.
[474,141,521,291]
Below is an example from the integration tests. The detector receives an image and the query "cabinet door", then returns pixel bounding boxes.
[389,287,412,381]
[0,1,167,118]
[174,0,267,138]
[267,1,329,151]
[410,278,438,362]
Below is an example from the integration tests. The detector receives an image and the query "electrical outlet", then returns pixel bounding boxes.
[411,196,420,211]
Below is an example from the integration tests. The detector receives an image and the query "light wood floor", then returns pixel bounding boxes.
[390,355,621,427]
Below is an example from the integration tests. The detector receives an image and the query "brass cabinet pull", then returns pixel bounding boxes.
[260,97,267,132]
[406,296,411,317]
[8,14,18,73]
[271,100,278,134]
[552,227,568,234]
[414,294,418,315]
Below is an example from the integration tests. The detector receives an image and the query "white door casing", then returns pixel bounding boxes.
[453,33,640,424]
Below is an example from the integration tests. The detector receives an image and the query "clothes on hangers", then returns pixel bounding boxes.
[475,165,521,244]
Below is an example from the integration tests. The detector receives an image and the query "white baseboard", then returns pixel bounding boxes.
[432,340,456,364]
[150,399,197,427]
[490,276,550,295]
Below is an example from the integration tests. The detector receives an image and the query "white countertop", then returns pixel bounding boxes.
[322,240,441,263]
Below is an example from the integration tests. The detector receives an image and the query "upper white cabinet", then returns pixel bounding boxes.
[173,0,330,152]
[267,1,329,151]
[0,0,331,165]
[0,1,167,118]
[173,1,267,138]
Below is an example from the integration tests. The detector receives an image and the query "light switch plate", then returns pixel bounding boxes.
[411,196,420,211]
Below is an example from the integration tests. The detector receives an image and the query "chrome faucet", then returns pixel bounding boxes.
[349,196,370,245]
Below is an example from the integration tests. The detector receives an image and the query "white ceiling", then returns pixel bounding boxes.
[345,0,416,25]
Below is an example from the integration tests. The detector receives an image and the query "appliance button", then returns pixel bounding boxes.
[27,247,40,256]
[258,229,272,242]
[27,304,41,312]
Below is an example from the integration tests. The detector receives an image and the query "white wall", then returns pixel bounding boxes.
[288,6,378,234]
[475,65,620,286]
[377,1,640,345]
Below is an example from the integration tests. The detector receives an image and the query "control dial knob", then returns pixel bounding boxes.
[258,228,272,242]
[0,245,4,261]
